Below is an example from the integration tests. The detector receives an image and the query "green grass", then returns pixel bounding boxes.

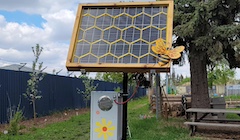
[0,97,203,140]
[225,95,240,101]
[224,95,240,119]
[226,108,240,119]
[0,113,90,140]
[128,97,201,140]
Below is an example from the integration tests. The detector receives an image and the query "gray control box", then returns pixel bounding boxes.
[90,91,123,140]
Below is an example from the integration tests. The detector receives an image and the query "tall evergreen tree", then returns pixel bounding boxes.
[173,0,240,107]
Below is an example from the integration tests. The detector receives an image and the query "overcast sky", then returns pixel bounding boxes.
[0,0,239,79]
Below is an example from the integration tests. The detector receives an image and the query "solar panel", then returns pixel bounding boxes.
[66,1,174,72]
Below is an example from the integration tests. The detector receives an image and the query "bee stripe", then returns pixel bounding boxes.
[157,54,170,66]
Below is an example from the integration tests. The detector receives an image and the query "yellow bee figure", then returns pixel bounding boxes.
[151,38,185,66]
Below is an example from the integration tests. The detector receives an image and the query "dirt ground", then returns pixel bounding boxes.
[0,108,89,134]
[193,126,240,140]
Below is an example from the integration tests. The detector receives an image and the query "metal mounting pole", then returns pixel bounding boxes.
[156,73,161,119]
[122,73,128,140]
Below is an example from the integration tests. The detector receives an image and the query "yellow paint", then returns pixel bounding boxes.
[151,38,184,66]
[152,38,184,59]
[94,118,115,140]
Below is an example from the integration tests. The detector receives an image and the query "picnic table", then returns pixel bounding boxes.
[184,108,240,136]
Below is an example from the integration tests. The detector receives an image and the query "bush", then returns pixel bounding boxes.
[8,111,23,135]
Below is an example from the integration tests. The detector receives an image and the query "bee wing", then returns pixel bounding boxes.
[156,39,165,48]
[151,46,159,54]
[168,51,181,59]
[173,46,185,52]
[168,46,184,59]
[155,38,166,54]
[151,38,168,54]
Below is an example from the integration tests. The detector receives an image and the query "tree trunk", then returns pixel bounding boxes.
[32,98,36,124]
[224,83,227,96]
[190,47,210,108]
[85,100,88,108]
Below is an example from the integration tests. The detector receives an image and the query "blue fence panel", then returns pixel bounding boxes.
[129,86,146,99]
[1,70,31,121]
[0,69,146,124]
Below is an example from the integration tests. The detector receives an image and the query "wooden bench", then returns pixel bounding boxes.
[202,118,240,122]
[185,108,240,136]
[184,122,240,136]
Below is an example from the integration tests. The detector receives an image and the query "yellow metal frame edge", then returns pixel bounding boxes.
[67,63,170,72]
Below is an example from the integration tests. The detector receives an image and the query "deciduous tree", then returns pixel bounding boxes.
[77,78,98,108]
[208,63,235,95]
[24,44,45,122]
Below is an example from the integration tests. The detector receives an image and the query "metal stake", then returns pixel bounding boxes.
[122,73,128,140]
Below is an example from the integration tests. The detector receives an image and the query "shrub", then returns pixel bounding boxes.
[8,111,23,135]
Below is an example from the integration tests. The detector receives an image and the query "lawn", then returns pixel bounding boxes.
[0,96,202,140]
[225,95,240,101]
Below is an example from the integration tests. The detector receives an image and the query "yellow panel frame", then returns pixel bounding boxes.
[66,1,174,73]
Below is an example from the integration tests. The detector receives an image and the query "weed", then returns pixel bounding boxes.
[29,127,37,132]
[8,110,23,135]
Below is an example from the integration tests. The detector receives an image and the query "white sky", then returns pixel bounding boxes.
[0,0,239,79]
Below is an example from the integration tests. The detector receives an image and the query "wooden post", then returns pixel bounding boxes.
[164,102,168,120]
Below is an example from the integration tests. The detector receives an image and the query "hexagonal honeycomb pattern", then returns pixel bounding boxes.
[72,6,169,64]
[131,40,149,57]
[122,27,140,42]
[111,40,129,57]
[91,40,110,57]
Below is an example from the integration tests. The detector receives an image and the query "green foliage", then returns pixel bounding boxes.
[114,87,122,93]
[178,77,191,85]
[78,73,89,79]
[95,72,103,80]
[95,72,135,87]
[102,72,123,83]
[174,0,240,67]
[213,66,235,85]
[174,0,240,108]
[23,44,45,121]
[208,63,235,87]
[226,113,240,120]
[225,95,240,101]
[226,108,240,119]
[6,91,24,135]
[24,44,45,100]
[173,74,188,86]
[77,78,98,108]
[82,78,98,100]
[8,111,23,135]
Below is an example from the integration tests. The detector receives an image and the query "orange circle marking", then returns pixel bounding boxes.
[96,111,100,115]
[102,126,107,132]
